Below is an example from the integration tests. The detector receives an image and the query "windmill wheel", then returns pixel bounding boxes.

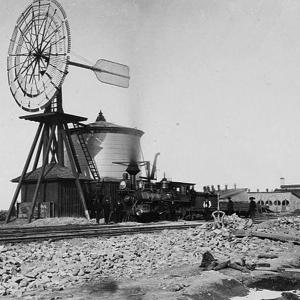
[7,0,71,112]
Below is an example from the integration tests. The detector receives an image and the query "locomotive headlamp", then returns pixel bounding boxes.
[119,180,127,190]
[138,181,144,190]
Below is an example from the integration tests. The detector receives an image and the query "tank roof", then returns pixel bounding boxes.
[81,111,144,136]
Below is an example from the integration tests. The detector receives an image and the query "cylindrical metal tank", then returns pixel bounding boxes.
[67,111,144,180]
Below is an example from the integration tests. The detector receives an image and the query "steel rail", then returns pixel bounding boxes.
[0,222,204,244]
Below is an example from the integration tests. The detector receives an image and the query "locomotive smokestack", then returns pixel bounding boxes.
[126,161,140,189]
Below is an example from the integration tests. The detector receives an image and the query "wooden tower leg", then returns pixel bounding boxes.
[28,124,56,223]
[32,130,45,171]
[5,123,44,223]
[62,123,90,220]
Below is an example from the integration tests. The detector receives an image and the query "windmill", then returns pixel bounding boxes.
[6,0,130,223]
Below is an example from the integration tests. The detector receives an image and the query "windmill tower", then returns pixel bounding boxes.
[6,0,130,223]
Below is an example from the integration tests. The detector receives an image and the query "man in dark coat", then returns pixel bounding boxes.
[169,200,177,221]
[227,197,234,215]
[94,194,103,224]
[249,197,257,220]
[102,198,111,224]
[115,200,124,223]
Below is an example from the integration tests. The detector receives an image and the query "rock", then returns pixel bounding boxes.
[213,229,222,235]
[19,279,29,288]
[78,269,85,276]
[10,289,22,298]
[281,292,299,300]
[25,270,39,279]
[170,283,185,292]
[200,251,216,268]
[40,275,51,284]
[72,268,80,276]
[74,255,81,261]
[90,253,98,259]
[0,246,8,253]
[13,276,24,284]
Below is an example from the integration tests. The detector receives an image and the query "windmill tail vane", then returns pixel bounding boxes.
[68,59,130,88]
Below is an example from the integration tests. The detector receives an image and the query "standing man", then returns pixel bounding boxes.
[248,197,257,220]
[115,200,124,223]
[203,196,212,221]
[170,200,177,221]
[95,192,103,224]
[190,186,197,206]
[103,197,111,224]
[227,197,234,215]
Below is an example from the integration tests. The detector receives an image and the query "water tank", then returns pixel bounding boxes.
[67,111,144,180]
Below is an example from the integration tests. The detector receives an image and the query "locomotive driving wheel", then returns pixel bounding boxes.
[7,0,70,112]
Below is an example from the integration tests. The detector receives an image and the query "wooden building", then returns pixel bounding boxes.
[12,163,92,218]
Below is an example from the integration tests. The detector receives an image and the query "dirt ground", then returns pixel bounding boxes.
[14,254,300,300]
[1,215,300,300]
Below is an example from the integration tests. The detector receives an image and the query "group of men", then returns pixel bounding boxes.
[90,194,124,224]
[225,196,257,220]
[202,195,257,221]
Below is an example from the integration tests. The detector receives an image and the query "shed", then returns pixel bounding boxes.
[12,163,92,218]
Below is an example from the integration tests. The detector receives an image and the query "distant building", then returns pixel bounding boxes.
[248,190,300,213]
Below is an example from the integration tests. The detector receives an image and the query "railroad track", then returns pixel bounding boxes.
[0,222,205,244]
[0,214,281,244]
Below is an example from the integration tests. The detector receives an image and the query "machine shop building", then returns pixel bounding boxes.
[248,189,300,213]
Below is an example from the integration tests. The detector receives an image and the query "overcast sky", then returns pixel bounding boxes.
[1,0,300,209]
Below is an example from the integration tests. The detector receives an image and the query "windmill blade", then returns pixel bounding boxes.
[93,59,130,88]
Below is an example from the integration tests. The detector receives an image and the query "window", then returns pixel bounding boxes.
[266,200,273,206]
[282,200,289,206]
[258,200,264,206]
[274,200,281,206]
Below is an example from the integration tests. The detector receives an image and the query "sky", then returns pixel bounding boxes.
[1,0,300,209]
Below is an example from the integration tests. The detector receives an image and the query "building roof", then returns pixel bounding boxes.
[249,190,300,201]
[279,184,300,189]
[12,163,92,183]
[219,188,248,199]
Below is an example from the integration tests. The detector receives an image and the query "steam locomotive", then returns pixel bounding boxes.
[111,158,218,222]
